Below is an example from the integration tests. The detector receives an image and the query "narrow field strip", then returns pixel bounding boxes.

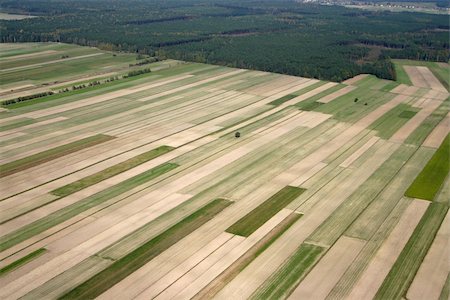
[0,118,35,132]
[250,243,325,299]
[289,236,365,299]
[0,134,115,178]
[374,202,449,300]
[59,198,233,300]
[0,163,179,252]
[0,53,105,73]
[369,103,418,139]
[51,145,174,197]
[226,186,305,237]
[405,99,449,146]
[268,81,325,106]
[307,144,414,247]
[407,210,449,300]
[346,198,429,300]
[195,212,302,299]
[0,248,46,276]
[405,134,449,200]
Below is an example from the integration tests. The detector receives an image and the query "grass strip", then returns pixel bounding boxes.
[0,248,46,276]
[51,145,174,197]
[0,163,179,252]
[375,202,449,300]
[369,103,418,139]
[0,118,35,131]
[226,186,305,237]
[0,134,115,178]
[250,243,325,300]
[405,134,449,200]
[59,198,233,299]
[195,212,302,299]
[268,94,297,106]
[405,99,449,146]
[393,63,413,85]
[439,273,450,300]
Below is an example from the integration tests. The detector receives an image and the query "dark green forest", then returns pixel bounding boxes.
[1,0,448,81]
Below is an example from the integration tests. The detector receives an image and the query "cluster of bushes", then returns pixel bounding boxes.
[2,91,54,106]
[61,55,69,59]
[129,57,160,67]
[123,68,152,78]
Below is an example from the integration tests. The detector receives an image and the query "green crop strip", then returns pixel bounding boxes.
[251,243,325,300]
[0,248,46,276]
[226,186,305,237]
[0,163,179,252]
[405,134,449,201]
[375,202,449,299]
[269,94,297,106]
[51,145,174,197]
[405,99,449,146]
[0,134,116,178]
[0,118,35,131]
[369,103,418,139]
[59,198,233,299]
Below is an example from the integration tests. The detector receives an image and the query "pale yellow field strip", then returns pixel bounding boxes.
[317,85,356,103]
[0,50,58,61]
[139,69,246,102]
[45,193,194,254]
[0,193,194,299]
[288,236,366,300]
[404,66,428,88]
[0,141,193,234]
[416,66,447,92]
[260,78,310,98]
[294,82,339,104]
[340,136,380,168]
[152,209,293,300]
[0,120,214,199]
[390,98,442,143]
[0,116,67,138]
[342,74,369,85]
[298,140,397,213]
[347,199,430,300]
[0,83,35,91]
[0,53,105,73]
[0,194,59,224]
[390,83,409,95]
[212,79,320,136]
[100,233,235,300]
[0,131,25,142]
[422,112,450,148]
[215,142,398,299]
[421,88,449,101]
[150,236,246,300]
[390,84,419,96]
[290,162,328,187]
[0,74,194,124]
[407,210,449,300]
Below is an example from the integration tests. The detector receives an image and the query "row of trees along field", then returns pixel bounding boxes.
[0,0,448,81]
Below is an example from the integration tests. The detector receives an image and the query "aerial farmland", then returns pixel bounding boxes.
[0,43,448,300]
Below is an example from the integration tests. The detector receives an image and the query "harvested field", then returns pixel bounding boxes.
[0,43,448,300]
